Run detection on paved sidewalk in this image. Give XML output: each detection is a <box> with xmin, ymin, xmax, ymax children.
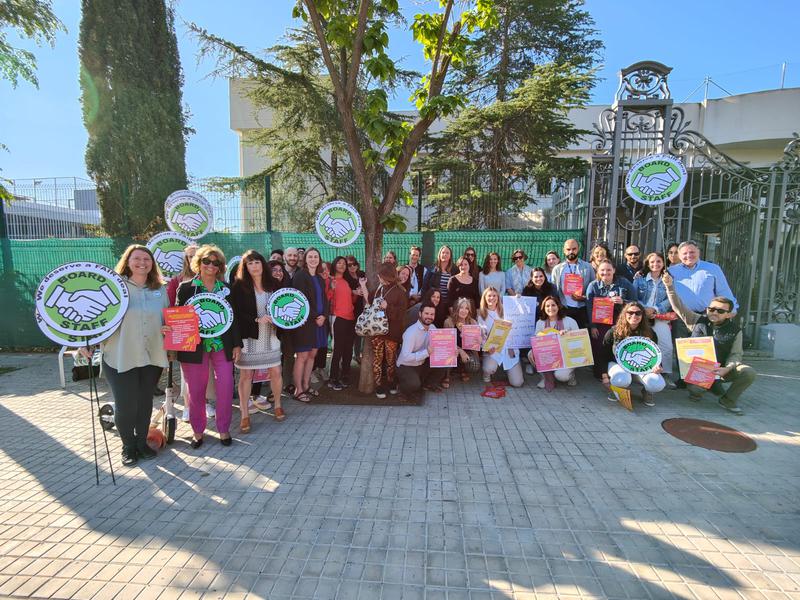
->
<box><xmin>0</xmin><ymin>353</ymin><xmax>798</xmax><ymax>600</ymax></box>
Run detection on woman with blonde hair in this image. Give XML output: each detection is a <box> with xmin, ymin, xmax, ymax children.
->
<box><xmin>422</xmin><ymin>245</ymin><xmax>457</xmax><ymax>304</ymax></box>
<box><xmin>443</xmin><ymin>297</ymin><xmax>481</xmax><ymax>383</ymax></box>
<box><xmin>477</xmin><ymin>287</ymin><xmax>523</xmax><ymax>387</ymax></box>
<box><xmin>101</xmin><ymin>245</ymin><xmax>169</xmax><ymax>466</ymax></box>
<box><xmin>176</xmin><ymin>245</ymin><xmax>242</xmax><ymax>448</ymax></box>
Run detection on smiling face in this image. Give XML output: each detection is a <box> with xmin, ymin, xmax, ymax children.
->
<box><xmin>531</xmin><ymin>270</ymin><xmax>545</xmax><ymax>287</ymax></box>
<box><xmin>667</xmin><ymin>245</ymin><xmax>680</xmax><ymax>265</ymax></box>
<box><xmin>679</xmin><ymin>243</ymin><xmax>699</xmax><ymax>268</ymax></box>
<box><xmin>284</xmin><ymin>248</ymin><xmax>299</xmax><ymax>268</ymax></box>
<box><xmin>430</xmin><ymin>290</ymin><xmax>441</xmax><ymax>306</ymax></box>
<box><xmin>625</xmin><ymin>246</ymin><xmax>640</xmax><ymax>267</ymax></box>
<box><xmin>706</xmin><ymin>299</ymin><xmax>732</xmax><ymax>324</ymax></box>
<box><xmin>625</xmin><ymin>305</ymin><xmax>643</xmax><ymax>325</ymax></box>
<box><xmin>439</xmin><ymin>246</ymin><xmax>451</xmax><ymax>264</ymax></box>
<box><xmin>485</xmin><ymin>290</ymin><xmax>498</xmax><ymax>309</ymax></box>
<box><xmin>592</xmin><ymin>246</ymin><xmax>608</xmax><ymax>263</ymax></box>
<box><xmin>128</xmin><ymin>249</ymin><xmax>153</xmax><ymax>277</ymax></box>
<box><xmin>384</xmin><ymin>252</ymin><xmax>396</xmax><ymax>265</ymax></box>
<box><xmin>271</xmin><ymin>264</ymin><xmax>284</xmax><ymax>281</ymax></box>
<box><xmin>409</xmin><ymin>248</ymin><xmax>420</xmax><ymax>264</ymax></box>
<box><xmin>647</xmin><ymin>255</ymin><xmax>664</xmax><ymax>276</ymax></box>
<box><xmin>305</xmin><ymin>250</ymin><xmax>321</xmax><ymax>272</ymax></box>
<box><xmin>546</xmin><ymin>252</ymin><xmax>560</xmax><ymax>269</ymax></box>
<box><xmin>464</xmin><ymin>248</ymin><xmax>476</xmax><ymax>264</ymax></box>
<box><xmin>334</xmin><ymin>258</ymin><xmax>347</xmax><ymax>275</ymax></box>
<box><xmin>398</xmin><ymin>267</ymin><xmax>410</xmax><ymax>284</ymax></box>
<box><xmin>458</xmin><ymin>258</ymin><xmax>470</xmax><ymax>274</ymax></box>
<box><xmin>200</xmin><ymin>253</ymin><xmax>222</xmax><ymax>278</ymax></box>
<box><xmin>489</xmin><ymin>254</ymin><xmax>499</xmax><ymax>269</ymax></box>
<box><xmin>543</xmin><ymin>298</ymin><xmax>559</xmax><ymax>318</ymax></box>
<box><xmin>597</xmin><ymin>262</ymin><xmax>615</xmax><ymax>283</ymax></box>
<box><xmin>419</xmin><ymin>306</ymin><xmax>435</xmax><ymax>326</ymax></box>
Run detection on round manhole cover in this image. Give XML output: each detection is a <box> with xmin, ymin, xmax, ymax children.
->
<box><xmin>662</xmin><ymin>418</ymin><xmax>757</xmax><ymax>453</ymax></box>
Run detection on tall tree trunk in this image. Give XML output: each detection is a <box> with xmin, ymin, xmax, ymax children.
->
<box><xmin>357</xmin><ymin>221</ymin><xmax>383</xmax><ymax>393</ymax></box>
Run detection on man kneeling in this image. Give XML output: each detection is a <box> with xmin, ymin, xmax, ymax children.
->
<box><xmin>664</xmin><ymin>272</ymin><xmax>756</xmax><ymax>415</ymax></box>
<box><xmin>396</xmin><ymin>303</ymin><xmax>446</xmax><ymax>396</ymax></box>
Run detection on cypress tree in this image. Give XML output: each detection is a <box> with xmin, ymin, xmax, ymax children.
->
<box><xmin>79</xmin><ymin>0</ymin><xmax>188</xmax><ymax>237</ymax></box>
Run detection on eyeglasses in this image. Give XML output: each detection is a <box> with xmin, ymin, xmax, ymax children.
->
<box><xmin>347</xmin><ymin>263</ymin><xmax>358</xmax><ymax>268</ymax></box>
<box><xmin>465</xmin><ymin>253</ymin><xmax>476</xmax><ymax>258</ymax></box>
<box><xmin>513</xmin><ymin>255</ymin><xmax>524</xmax><ymax>260</ymax></box>
<box><xmin>201</xmin><ymin>258</ymin><xmax>222</xmax><ymax>267</ymax></box>
<box><xmin>626</xmin><ymin>252</ymin><xmax>640</xmax><ymax>256</ymax></box>
<box><xmin>707</xmin><ymin>307</ymin><xmax>728</xmax><ymax>314</ymax></box>
<box><xmin>626</xmin><ymin>310</ymin><xmax>643</xmax><ymax>316</ymax></box>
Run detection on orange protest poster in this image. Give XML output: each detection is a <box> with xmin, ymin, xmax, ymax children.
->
<box><xmin>563</xmin><ymin>273</ymin><xmax>584</xmax><ymax>296</ymax></box>
<box><xmin>610</xmin><ymin>385</ymin><xmax>633</xmax><ymax>411</ymax></box>
<box><xmin>684</xmin><ymin>357</ymin><xmax>719</xmax><ymax>389</ymax></box>
<box><xmin>591</xmin><ymin>297</ymin><xmax>615</xmax><ymax>325</ymax></box>
<box><xmin>163</xmin><ymin>306</ymin><xmax>200</xmax><ymax>352</ymax></box>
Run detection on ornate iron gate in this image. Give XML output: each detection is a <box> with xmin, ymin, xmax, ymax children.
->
<box><xmin>555</xmin><ymin>61</ymin><xmax>800</xmax><ymax>344</ymax></box>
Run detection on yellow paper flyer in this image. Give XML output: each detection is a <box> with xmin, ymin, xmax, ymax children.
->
<box><xmin>482</xmin><ymin>319</ymin><xmax>512</xmax><ymax>353</ymax></box>
<box><xmin>560</xmin><ymin>329</ymin><xmax>594</xmax><ymax>368</ymax></box>
<box><xmin>676</xmin><ymin>336</ymin><xmax>717</xmax><ymax>378</ymax></box>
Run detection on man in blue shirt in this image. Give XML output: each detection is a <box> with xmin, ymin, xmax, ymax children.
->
<box><xmin>667</xmin><ymin>241</ymin><xmax>738</xmax><ymax>314</ymax></box>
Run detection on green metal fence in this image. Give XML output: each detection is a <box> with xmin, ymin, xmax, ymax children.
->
<box><xmin>0</xmin><ymin>229</ymin><xmax>582</xmax><ymax>348</ymax></box>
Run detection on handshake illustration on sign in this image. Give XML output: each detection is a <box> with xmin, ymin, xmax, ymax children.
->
<box><xmin>621</xmin><ymin>347</ymin><xmax>657</xmax><ymax>369</ymax></box>
<box><xmin>631</xmin><ymin>169</ymin><xmax>679</xmax><ymax>196</ymax></box>
<box><xmin>46</xmin><ymin>284</ymin><xmax>120</xmax><ymax>323</ymax></box>
<box><xmin>274</xmin><ymin>299</ymin><xmax>303</xmax><ymax>321</ymax></box>
<box><xmin>319</xmin><ymin>213</ymin><xmax>356</xmax><ymax>238</ymax></box>
<box><xmin>153</xmin><ymin>248</ymin><xmax>184</xmax><ymax>273</ymax></box>
<box><xmin>194</xmin><ymin>306</ymin><xmax>225</xmax><ymax>329</ymax></box>
<box><xmin>172</xmin><ymin>211</ymin><xmax>206</xmax><ymax>231</ymax></box>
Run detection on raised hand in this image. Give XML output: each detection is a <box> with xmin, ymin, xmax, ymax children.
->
<box><xmin>662</xmin><ymin>271</ymin><xmax>673</xmax><ymax>286</ymax></box>
<box><xmin>173</xmin><ymin>211</ymin><xmax>206</xmax><ymax>231</ymax></box>
<box><xmin>621</xmin><ymin>347</ymin><xmax>656</xmax><ymax>368</ymax></box>
<box><xmin>275</xmin><ymin>299</ymin><xmax>303</xmax><ymax>321</ymax></box>
<box><xmin>153</xmin><ymin>248</ymin><xmax>184</xmax><ymax>273</ymax></box>
<box><xmin>195</xmin><ymin>307</ymin><xmax>224</xmax><ymax>329</ymax></box>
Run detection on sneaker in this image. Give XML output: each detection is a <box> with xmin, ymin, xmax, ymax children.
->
<box><xmin>718</xmin><ymin>397</ymin><xmax>743</xmax><ymax>415</ymax></box>
<box><xmin>340</xmin><ymin>379</ymin><xmax>350</xmax><ymax>388</ymax></box>
<box><xmin>567</xmin><ymin>373</ymin><xmax>577</xmax><ymax>387</ymax></box>
<box><xmin>375</xmin><ymin>385</ymin><xmax>387</xmax><ymax>399</ymax></box>
<box><xmin>525</xmin><ymin>364</ymin><xmax>535</xmax><ymax>376</ymax></box>
<box><xmin>206</xmin><ymin>404</ymin><xmax>216</xmax><ymax>418</ymax></box>
<box><xmin>482</xmin><ymin>375</ymin><xmax>491</xmax><ymax>384</ymax></box>
<box><xmin>252</xmin><ymin>396</ymin><xmax>272</xmax><ymax>412</ymax></box>
<box><xmin>389</xmin><ymin>383</ymin><xmax>399</xmax><ymax>395</ymax></box>
<box><xmin>332</xmin><ymin>380</ymin><xmax>344</xmax><ymax>391</ymax></box>
<box><xmin>642</xmin><ymin>392</ymin><xmax>656</xmax><ymax>407</ymax></box>
<box><xmin>665</xmin><ymin>379</ymin><xmax>677</xmax><ymax>390</ymax></box>
<box><xmin>121</xmin><ymin>448</ymin><xmax>138</xmax><ymax>467</ymax></box>
<box><xmin>137</xmin><ymin>446</ymin><xmax>157</xmax><ymax>461</ymax></box>
<box><xmin>537</xmin><ymin>378</ymin><xmax>546</xmax><ymax>389</ymax></box>
<box><xmin>327</xmin><ymin>379</ymin><xmax>337</xmax><ymax>389</ymax></box>
<box><xmin>607</xmin><ymin>393</ymin><xmax>618</xmax><ymax>402</ymax></box>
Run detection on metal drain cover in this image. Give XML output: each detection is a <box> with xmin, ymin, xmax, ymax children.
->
<box><xmin>662</xmin><ymin>418</ymin><xmax>757</xmax><ymax>453</ymax></box>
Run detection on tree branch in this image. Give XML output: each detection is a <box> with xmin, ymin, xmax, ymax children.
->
<box><xmin>430</xmin><ymin>0</ymin><xmax>454</xmax><ymax>80</ymax></box>
<box><xmin>346</xmin><ymin>0</ymin><xmax>370</xmax><ymax>103</ymax></box>
<box><xmin>302</xmin><ymin>1</ymin><xmax>344</xmax><ymax>98</ymax></box>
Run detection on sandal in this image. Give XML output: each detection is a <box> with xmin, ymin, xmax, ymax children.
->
<box><xmin>293</xmin><ymin>391</ymin><xmax>311</xmax><ymax>403</ymax></box>
<box><xmin>239</xmin><ymin>416</ymin><xmax>250</xmax><ymax>434</ymax></box>
<box><xmin>308</xmin><ymin>388</ymin><xmax>320</xmax><ymax>397</ymax></box>
<box><xmin>273</xmin><ymin>407</ymin><xmax>286</xmax><ymax>422</ymax></box>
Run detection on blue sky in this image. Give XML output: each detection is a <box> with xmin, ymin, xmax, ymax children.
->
<box><xmin>2</xmin><ymin>0</ymin><xmax>798</xmax><ymax>182</ymax></box>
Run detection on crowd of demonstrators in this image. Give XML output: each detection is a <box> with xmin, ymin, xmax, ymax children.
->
<box><xmin>93</xmin><ymin>235</ymin><xmax>752</xmax><ymax>467</ymax></box>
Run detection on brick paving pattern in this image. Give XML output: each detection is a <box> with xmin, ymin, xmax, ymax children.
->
<box><xmin>0</xmin><ymin>353</ymin><xmax>798</xmax><ymax>599</ymax></box>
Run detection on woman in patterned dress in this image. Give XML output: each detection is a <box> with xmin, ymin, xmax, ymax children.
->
<box><xmin>231</xmin><ymin>250</ymin><xmax>285</xmax><ymax>433</ymax></box>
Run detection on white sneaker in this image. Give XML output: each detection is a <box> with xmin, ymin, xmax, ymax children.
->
<box><xmin>537</xmin><ymin>378</ymin><xmax>546</xmax><ymax>389</ymax></box>
<box><xmin>206</xmin><ymin>403</ymin><xmax>216</xmax><ymax>418</ymax></box>
<box><xmin>482</xmin><ymin>375</ymin><xmax>491</xmax><ymax>383</ymax></box>
<box><xmin>567</xmin><ymin>374</ymin><xmax>577</xmax><ymax>386</ymax></box>
<box><xmin>525</xmin><ymin>364</ymin><xmax>535</xmax><ymax>375</ymax></box>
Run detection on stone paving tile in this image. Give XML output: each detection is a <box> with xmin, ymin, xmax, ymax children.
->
<box><xmin>0</xmin><ymin>353</ymin><xmax>798</xmax><ymax>599</ymax></box>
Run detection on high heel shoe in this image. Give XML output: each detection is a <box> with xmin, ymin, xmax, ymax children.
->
<box><xmin>240</xmin><ymin>416</ymin><xmax>250</xmax><ymax>433</ymax></box>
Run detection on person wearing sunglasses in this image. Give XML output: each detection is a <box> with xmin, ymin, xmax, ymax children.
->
<box><xmin>617</xmin><ymin>245</ymin><xmax>644</xmax><ymax>282</ymax></box>
<box><xmin>504</xmin><ymin>249</ymin><xmax>532</xmax><ymax>296</ymax></box>
<box><xmin>600</xmin><ymin>301</ymin><xmax>665</xmax><ymax>407</ymax></box>
<box><xmin>663</xmin><ymin>271</ymin><xmax>754</xmax><ymax>415</ymax></box>
<box><xmin>463</xmin><ymin>246</ymin><xmax>480</xmax><ymax>279</ymax></box>
<box><xmin>176</xmin><ymin>244</ymin><xmax>242</xmax><ymax>448</ymax></box>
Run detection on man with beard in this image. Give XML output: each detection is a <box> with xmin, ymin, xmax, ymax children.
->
<box><xmin>396</xmin><ymin>304</ymin><xmax>445</xmax><ymax>396</ymax></box>
<box><xmin>551</xmin><ymin>238</ymin><xmax>594</xmax><ymax>328</ymax></box>
<box><xmin>617</xmin><ymin>245</ymin><xmax>644</xmax><ymax>282</ymax></box>
<box><xmin>283</xmin><ymin>247</ymin><xmax>300</xmax><ymax>282</ymax></box>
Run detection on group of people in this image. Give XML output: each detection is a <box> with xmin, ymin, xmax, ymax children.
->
<box><xmin>95</xmin><ymin>238</ymin><xmax>755</xmax><ymax>467</ymax></box>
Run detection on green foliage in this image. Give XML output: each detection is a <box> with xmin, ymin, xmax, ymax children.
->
<box><xmin>79</xmin><ymin>0</ymin><xmax>189</xmax><ymax>237</ymax></box>
<box><xmin>419</xmin><ymin>0</ymin><xmax>601</xmax><ymax>229</ymax></box>
<box><xmin>0</xmin><ymin>0</ymin><xmax>64</xmax><ymax>88</ymax></box>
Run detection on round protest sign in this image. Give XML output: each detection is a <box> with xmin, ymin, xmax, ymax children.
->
<box><xmin>268</xmin><ymin>288</ymin><xmax>310</xmax><ymax>330</ymax></box>
<box><xmin>146</xmin><ymin>232</ymin><xmax>192</xmax><ymax>277</ymax></box>
<box><xmin>35</xmin><ymin>310</ymin><xmax>116</xmax><ymax>347</ymax></box>
<box><xmin>614</xmin><ymin>336</ymin><xmax>663</xmax><ymax>375</ymax></box>
<box><xmin>226</xmin><ymin>255</ymin><xmax>242</xmax><ymax>283</ymax></box>
<box><xmin>315</xmin><ymin>200</ymin><xmax>362</xmax><ymax>247</ymax></box>
<box><xmin>625</xmin><ymin>154</ymin><xmax>687</xmax><ymax>206</ymax></box>
<box><xmin>35</xmin><ymin>262</ymin><xmax>130</xmax><ymax>336</ymax></box>
<box><xmin>185</xmin><ymin>292</ymin><xmax>233</xmax><ymax>338</ymax></box>
<box><xmin>164</xmin><ymin>190</ymin><xmax>214</xmax><ymax>239</ymax></box>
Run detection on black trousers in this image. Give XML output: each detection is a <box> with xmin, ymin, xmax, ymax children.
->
<box><xmin>103</xmin><ymin>361</ymin><xmax>162</xmax><ymax>452</ymax></box>
<box><xmin>566</xmin><ymin>306</ymin><xmax>588</xmax><ymax>329</ymax></box>
<box><xmin>397</xmin><ymin>360</ymin><xmax>445</xmax><ymax>395</ymax></box>
<box><xmin>330</xmin><ymin>317</ymin><xmax>356</xmax><ymax>382</ymax></box>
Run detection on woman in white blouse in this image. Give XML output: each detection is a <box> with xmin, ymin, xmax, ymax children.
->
<box><xmin>478</xmin><ymin>252</ymin><xmax>505</xmax><ymax>296</ymax></box>
<box><xmin>527</xmin><ymin>295</ymin><xmax>578</xmax><ymax>390</ymax></box>
<box><xmin>477</xmin><ymin>287</ymin><xmax>523</xmax><ymax>387</ymax></box>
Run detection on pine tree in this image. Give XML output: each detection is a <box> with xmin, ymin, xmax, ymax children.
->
<box><xmin>79</xmin><ymin>0</ymin><xmax>188</xmax><ymax>237</ymax></box>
